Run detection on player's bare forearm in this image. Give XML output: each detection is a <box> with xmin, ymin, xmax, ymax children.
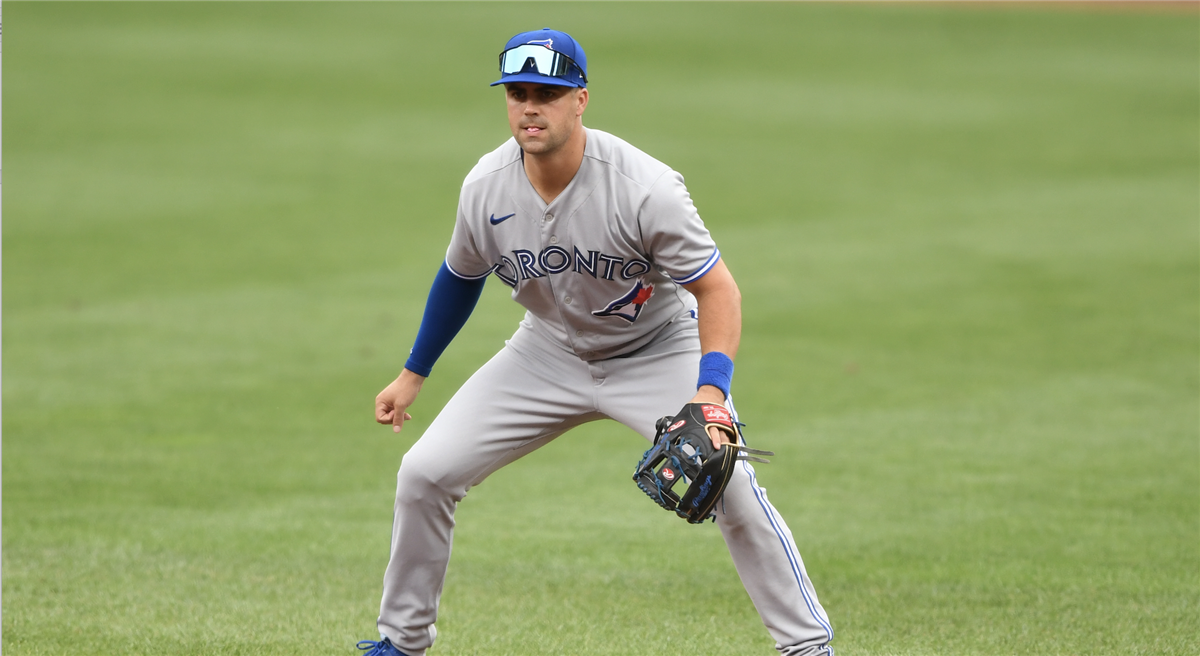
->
<box><xmin>682</xmin><ymin>258</ymin><xmax>742</xmax><ymax>442</ymax></box>
<box><xmin>375</xmin><ymin>368</ymin><xmax>426</xmax><ymax>433</ymax></box>
<box><xmin>683</xmin><ymin>258</ymin><xmax>742</xmax><ymax>361</ymax></box>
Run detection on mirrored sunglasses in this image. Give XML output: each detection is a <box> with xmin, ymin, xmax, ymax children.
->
<box><xmin>498</xmin><ymin>44</ymin><xmax>587</xmax><ymax>83</ymax></box>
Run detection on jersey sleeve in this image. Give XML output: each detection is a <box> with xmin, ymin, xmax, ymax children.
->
<box><xmin>444</xmin><ymin>200</ymin><xmax>496</xmax><ymax>280</ymax></box>
<box><xmin>639</xmin><ymin>170</ymin><xmax>720</xmax><ymax>284</ymax></box>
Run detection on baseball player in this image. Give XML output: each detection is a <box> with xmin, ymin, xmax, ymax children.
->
<box><xmin>358</xmin><ymin>28</ymin><xmax>834</xmax><ymax>656</ymax></box>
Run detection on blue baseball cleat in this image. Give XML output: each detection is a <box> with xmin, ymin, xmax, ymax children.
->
<box><xmin>356</xmin><ymin>637</ymin><xmax>409</xmax><ymax>656</ymax></box>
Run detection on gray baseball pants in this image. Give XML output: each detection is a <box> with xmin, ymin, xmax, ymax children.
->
<box><xmin>377</xmin><ymin>318</ymin><xmax>834</xmax><ymax>656</ymax></box>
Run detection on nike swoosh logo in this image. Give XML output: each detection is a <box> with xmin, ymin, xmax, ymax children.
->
<box><xmin>489</xmin><ymin>213</ymin><xmax>516</xmax><ymax>225</ymax></box>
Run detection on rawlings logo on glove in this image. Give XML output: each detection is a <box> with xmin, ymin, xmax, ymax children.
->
<box><xmin>702</xmin><ymin>405</ymin><xmax>731</xmax><ymax>424</ymax></box>
<box><xmin>632</xmin><ymin>403</ymin><xmax>773</xmax><ymax>524</ymax></box>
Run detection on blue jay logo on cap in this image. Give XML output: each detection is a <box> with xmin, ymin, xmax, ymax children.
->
<box><xmin>527</xmin><ymin>38</ymin><xmax>554</xmax><ymax>48</ymax></box>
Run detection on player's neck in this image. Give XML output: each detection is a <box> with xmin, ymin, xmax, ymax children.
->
<box><xmin>523</xmin><ymin>125</ymin><xmax>587</xmax><ymax>205</ymax></box>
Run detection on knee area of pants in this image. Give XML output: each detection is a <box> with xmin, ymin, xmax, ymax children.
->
<box><xmin>716</xmin><ymin>508</ymin><xmax>752</xmax><ymax>533</ymax></box>
<box><xmin>396</xmin><ymin>459</ymin><xmax>463</xmax><ymax>503</ymax></box>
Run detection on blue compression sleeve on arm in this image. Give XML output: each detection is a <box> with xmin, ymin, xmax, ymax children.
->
<box><xmin>697</xmin><ymin>351</ymin><xmax>735</xmax><ymax>399</ymax></box>
<box><xmin>403</xmin><ymin>262</ymin><xmax>487</xmax><ymax>377</ymax></box>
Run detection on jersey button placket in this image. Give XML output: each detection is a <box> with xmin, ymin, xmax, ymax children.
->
<box><xmin>541</xmin><ymin>208</ymin><xmax>578</xmax><ymax>353</ymax></box>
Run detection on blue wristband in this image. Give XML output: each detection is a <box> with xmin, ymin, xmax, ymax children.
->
<box><xmin>697</xmin><ymin>351</ymin><xmax>734</xmax><ymax>399</ymax></box>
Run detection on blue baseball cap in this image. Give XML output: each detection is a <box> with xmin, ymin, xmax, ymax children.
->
<box><xmin>491</xmin><ymin>28</ymin><xmax>588</xmax><ymax>88</ymax></box>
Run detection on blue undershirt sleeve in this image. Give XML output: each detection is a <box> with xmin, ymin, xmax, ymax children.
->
<box><xmin>403</xmin><ymin>262</ymin><xmax>487</xmax><ymax>377</ymax></box>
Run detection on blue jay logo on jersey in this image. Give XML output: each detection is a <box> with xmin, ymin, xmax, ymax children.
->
<box><xmin>593</xmin><ymin>278</ymin><xmax>654</xmax><ymax>323</ymax></box>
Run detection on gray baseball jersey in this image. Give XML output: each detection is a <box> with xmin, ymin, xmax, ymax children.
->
<box><xmin>445</xmin><ymin>127</ymin><xmax>719</xmax><ymax>360</ymax></box>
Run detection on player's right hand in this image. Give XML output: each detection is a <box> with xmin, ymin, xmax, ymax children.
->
<box><xmin>375</xmin><ymin>369</ymin><xmax>426</xmax><ymax>433</ymax></box>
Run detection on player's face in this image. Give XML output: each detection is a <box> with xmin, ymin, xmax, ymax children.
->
<box><xmin>505</xmin><ymin>82</ymin><xmax>588</xmax><ymax>155</ymax></box>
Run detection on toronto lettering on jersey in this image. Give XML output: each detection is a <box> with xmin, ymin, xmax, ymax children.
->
<box><xmin>492</xmin><ymin>245</ymin><xmax>651</xmax><ymax>288</ymax></box>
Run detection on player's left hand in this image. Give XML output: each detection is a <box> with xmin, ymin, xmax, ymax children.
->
<box><xmin>690</xmin><ymin>384</ymin><xmax>730</xmax><ymax>449</ymax></box>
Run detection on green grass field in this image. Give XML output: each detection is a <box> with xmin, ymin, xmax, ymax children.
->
<box><xmin>3</xmin><ymin>3</ymin><xmax>1197</xmax><ymax>655</ymax></box>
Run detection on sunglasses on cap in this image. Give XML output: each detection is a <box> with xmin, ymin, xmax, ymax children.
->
<box><xmin>498</xmin><ymin>44</ymin><xmax>588</xmax><ymax>83</ymax></box>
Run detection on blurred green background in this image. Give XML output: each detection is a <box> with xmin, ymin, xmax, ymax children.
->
<box><xmin>3</xmin><ymin>3</ymin><xmax>1197</xmax><ymax>655</ymax></box>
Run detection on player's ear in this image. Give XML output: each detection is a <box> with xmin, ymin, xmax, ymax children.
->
<box><xmin>576</xmin><ymin>88</ymin><xmax>589</xmax><ymax>117</ymax></box>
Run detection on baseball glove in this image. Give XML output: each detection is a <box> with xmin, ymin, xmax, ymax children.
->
<box><xmin>633</xmin><ymin>402</ymin><xmax>773</xmax><ymax>524</ymax></box>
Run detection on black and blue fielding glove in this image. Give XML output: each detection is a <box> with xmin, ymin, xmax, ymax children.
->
<box><xmin>633</xmin><ymin>403</ymin><xmax>773</xmax><ymax>524</ymax></box>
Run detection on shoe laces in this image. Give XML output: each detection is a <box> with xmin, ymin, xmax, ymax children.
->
<box><xmin>356</xmin><ymin>639</ymin><xmax>396</xmax><ymax>656</ymax></box>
